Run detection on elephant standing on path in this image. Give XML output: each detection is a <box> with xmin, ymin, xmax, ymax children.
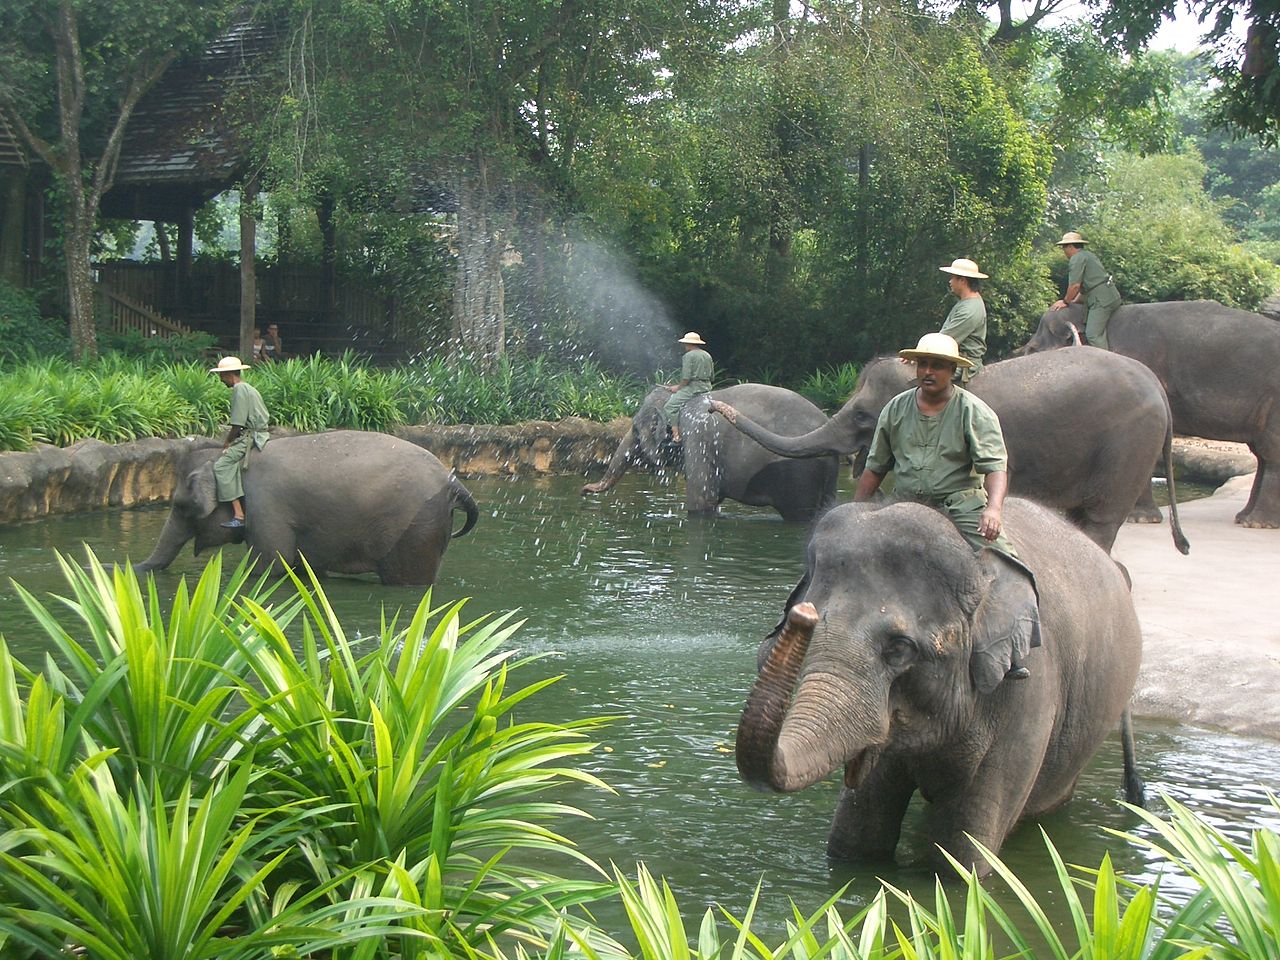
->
<box><xmin>736</xmin><ymin>498</ymin><xmax>1144</xmax><ymax>875</ymax></box>
<box><xmin>713</xmin><ymin>350</ymin><xmax>1188</xmax><ymax>553</ymax></box>
<box><xmin>581</xmin><ymin>384</ymin><xmax>839</xmax><ymax>521</ymax></box>
<box><xmin>133</xmin><ymin>431</ymin><xmax>478</xmax><ymax>585</ymax></box>
<box><xmin>1020</xmin><ymin>300</ymin><xmax>1280</xmax><ymax>528</ymax></box>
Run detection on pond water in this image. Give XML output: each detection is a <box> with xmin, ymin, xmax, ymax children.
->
<box><xmin>0</xmin><ymin>472</ymin><xmax>1274</xmax><ymax>937</ymax></box>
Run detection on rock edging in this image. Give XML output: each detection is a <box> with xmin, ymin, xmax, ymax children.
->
<box><xmin>0</xmin><ymin>418</ymin><xmax>630</xmax><ymax>527</ymax></box>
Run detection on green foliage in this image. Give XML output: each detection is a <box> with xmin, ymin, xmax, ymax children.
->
<box><xmin>0</xmin><ymin>282</ymin><xmax>71</xmax><ymax>364</ymax></box>
<box><xmin>0</xmin><ymin>552</ymin><xmax>615</xmax><ymax>958</ymax></box>
<box><xmin>1057</xmin><ymin>152</ymin><xmax>1279</xmax><ymax>309</ymax></box>
<box><xmin>795</xmin><ymin>363</ymin><xmax>860</xmax><ymax>412</ymax></box>
<box><xmin>97</xmin><ymin>328</ymin><xmax>219</xmax><ymax>365</ymax></box>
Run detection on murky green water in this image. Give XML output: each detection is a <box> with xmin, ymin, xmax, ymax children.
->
<box><xmin>0</xmin><ymin>472</ymin><xmax>1274</xmax><ymax>936</ymax></box>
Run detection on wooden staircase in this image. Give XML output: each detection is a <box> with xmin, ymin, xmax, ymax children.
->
<box><xmin>95</xmin><ymin>286</ymin><xmax>195</xmax><ymax>340</ymax></box>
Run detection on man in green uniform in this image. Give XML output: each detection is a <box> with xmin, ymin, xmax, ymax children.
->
<box><xmin>1052</xmin><ymin>232</ymin><xmax>1121</xmax><ymax>349</ymax></box>
<box><xmin>937</xmin><ymin>257</ymin><xmax>989</xmax><ymax>385</ymax></box>
<box><xmin>210</xmin><ymin>356</ymin><xmax>270</xmax><ymax>529</ymax></box>
<box><xmin>664</xmin><ymin>331</ymin><xmax>714</xmax><ymax>444</ymax></box>
<box><xmin>855</xmin><ymin>332</ymin><xmax>1035</xmax><ymax>680</ymax></box>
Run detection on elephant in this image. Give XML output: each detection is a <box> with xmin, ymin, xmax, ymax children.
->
<box><xmin>581</xmin><ymin>384</ymin><xmax>839</xmax><ymax>521</ymax></box>
<box><xmin>133</xmin><ymin>431</ymin><xmax>478</xmax><ymax>585</ymax></box>
<box><xmin>735</xmin><ymin>497</ymin><xmax>1144</xmax><ymax>875</ymax></box>
<box><xmin>1020</xmin><ymin>300</ymin><xmax>1280</xmax><ymax>528</ymax></box>
<box><xmin>713</xmin><ymin>349</ymin><xmax>1189</xmax><ymax>553</ymax></box>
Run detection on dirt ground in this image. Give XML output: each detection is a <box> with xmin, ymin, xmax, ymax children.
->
<box><xmin>1112</xmin><ymin>472</ymin><xmax>1280</xmax><ymax>740</ymax></box>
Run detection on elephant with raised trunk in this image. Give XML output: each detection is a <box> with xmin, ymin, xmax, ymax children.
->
<box><xmin>582</xmin><ymin>384</ymin><xmax>839</xmax><ymax>521</ymax></box>
<box><xmin>736</xmin><ymin>498</ymin><xmax>1144</xmax><ymax>875</ymax></box>
<box><xmin>134</xmin><ymin>431</ymin><xmax>478</xmax><ymax>585</ymax></box>
<box><xmin>1020</xmin><ymin>300</ymin><xmax>1280</xmax><ymax>528</ymax></box>
<box><xmin>714</xmin><ymin>349</ymin><xmax>1188</xmax><ymax>553</ymax></box>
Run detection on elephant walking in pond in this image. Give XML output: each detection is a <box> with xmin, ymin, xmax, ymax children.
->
<box><xmin>133</xmin><ymin>431</ymin><xmax>478</xmax><ymax>585</ymax></box>
<box><xmin>581</xmin><ymin>384</ymin><xmax>839</xmax><ymax>521</ymax></box>
<box><xmin>1020</xmin><ymin>300</ymin><xmax>1280</xmax><ymax>528</ymax></box>
<box><xmin>713</xmin><ymin>349</ymin><xmax>1188</xmax><ymax>553</ymax></box>
<box><xmin>736</xmin><ymin>498</ymin><xmax>1144</xmax><ymax>875</ymax></box>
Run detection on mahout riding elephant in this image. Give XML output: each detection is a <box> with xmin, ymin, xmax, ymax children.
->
<box><xmin>581</xmin><ymin>384</ymin><xmax>839</xmax><ymax>521</ymax></box>
<box><xmin>736</xmin><ymin>497</ymin><xmax>1144</xmax><ymax>875</ymax></box>
<box><xmin>1020</xmin><ymin>300</ymin><xmax>1280</xmax><ymax>528</ymax></box>
<box><xmin>713</xmin><ymin>349</ymin><xmax>1188</xmax><ymax>553</ymax></box>
<box><xmin>133</xmin><ymin>431</ymin><xmax>478</xmax><ymax>585</ymax></box>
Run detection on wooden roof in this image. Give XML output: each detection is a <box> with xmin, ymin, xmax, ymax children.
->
<box><xmin>101</xmin><ymin>17</ymin><xmax>280</xmax><ymax>220</ymax></box>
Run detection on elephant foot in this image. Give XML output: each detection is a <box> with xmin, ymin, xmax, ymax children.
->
<box><xmin>1126</xmin><ymin>507</ymin><xmax>1164</xmax><ymax>524</ymax></box>
<box><xmin>1235</xmin><ymin>511</ymin><xmax>1280</xmax><ymax>528</ymax></box>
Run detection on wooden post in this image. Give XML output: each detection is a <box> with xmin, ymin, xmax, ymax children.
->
<box><xmin>239</xmin><ymin>181</ymin><xmax>257</xmax><ymax>359</ymax></box>
<box><xmin>0</xmin><ymin>171</ymin><xmax>24</xmax><ymax>284</ymax></box>
<box><xmin>177</xmin><ymin>207</ymin><xmax>194</xmax><ymax>319</ymax></box>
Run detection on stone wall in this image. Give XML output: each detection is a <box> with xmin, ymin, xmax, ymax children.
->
<box><xmin>0</xmin><ymin>419</ymin><xmax>629</xmax><ymax>526</ymax></box>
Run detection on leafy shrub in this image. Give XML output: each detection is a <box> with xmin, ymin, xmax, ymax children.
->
<box><xmin>0</xmin><ymin>281</ymin><xmax>71</xmax><ymax>364</ymax></box>
<box><xmin>97</xmin><ymin>327</ymin><xmax>219</xmax><ymax>365</ymax></box>
<box><xmin>796</xmin><ymin>362</ymin><xmax>860</xmax><ymax>412</ymax></box>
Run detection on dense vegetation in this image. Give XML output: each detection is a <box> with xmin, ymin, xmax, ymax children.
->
<box><xmin>0</xmin><ymin>554</ymin><xmax>1275</xmax><ymax>958</ymax></box>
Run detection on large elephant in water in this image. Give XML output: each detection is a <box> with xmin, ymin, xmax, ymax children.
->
<box><xmin>581</xmin><ymin>384</ymin><xmax>839</xmax><ymax>521</ymax></box>
<box><xmin>736</xmin><ymin>498</ymin><xmax>1144</xmax><ymax>874</ymax></box>
<box><xmin>133</xmin><ymin>431</ymin><xmax>478</xmax><ymax>585</ymax></box>
<box><xmin>714</xmin><ymin>350</ymin><xmax>1188</xmax><ymax>553</ymax></box>
<box><xmin>1020</xmin><ymin>300</ymin><xmax>1280</xmax><ymax>528</ymax></box>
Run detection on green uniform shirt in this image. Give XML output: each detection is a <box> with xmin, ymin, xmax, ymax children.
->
<box><xmin>865</xmin><ymin>387</ymin><xmax>1008</xmax><ymax>501</ymax></box>
<box><xmin>229</xmin><ymin>381</ymin><xmax>271</xmax><ymax>450</ymax></box>
<box><xmin>1068</xmin><ymin>250</ymin><xmax>1120</xmax><ymax>308</ymax></box>
<box><xmin>938</xmin><ymin>296</ymin><xmax>987</xmax><ymax>378</ymax></box>
<box><xmin>681</xmin><ymin>348</ymin><xmax>714</xmax><ymax>390</ymax></box>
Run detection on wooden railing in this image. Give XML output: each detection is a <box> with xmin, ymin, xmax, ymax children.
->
<box><xmin>96</xmin><ymin>288</ymin><xmax>194</xmax><ymax>339</ymax></box>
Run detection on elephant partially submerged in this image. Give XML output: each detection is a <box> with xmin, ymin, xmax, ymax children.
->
<box><xmin>582</xmin><ymin>384</ymin><xmax>839</xmax><ymax>521</ymax></box>
<box><xmin>1021</xmin><ymin>300</ymin><xmax>1280</xmax><ymax>528</ymax></box>
<box><xmin>736</xmin><ymin>498</ymin><xmax>1144</xmax><ymax>874</ymax></box>
<box><xmin>134</xmin><ymin>431</ymin><xmax>478</xmax><ymax>585</ymax></box>
<box><xmin>714</xmin><ymin>350</ymin><xmax>1188</xmax><ymax>553</ymax></box>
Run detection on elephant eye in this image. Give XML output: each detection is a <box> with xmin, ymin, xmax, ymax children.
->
<box><xmin>883</xmin><ymin>635</ymin><xmax>918</xmax><ymax>668</ymax></box>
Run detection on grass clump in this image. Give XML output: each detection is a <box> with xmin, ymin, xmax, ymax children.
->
<box><xmin>795</xmin><ymin>362</ymin><xmax>860</xmax><ymax>413</ymax></box>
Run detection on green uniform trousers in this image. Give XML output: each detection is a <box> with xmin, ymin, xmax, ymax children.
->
<box><xmin>896</xmin><ymin>488</ymin><xmax>1020</xmax><ymax>560</ymax></box>
<box><xmin>664</xmin><ymin>385</ymin><xmax>710</xmax><ymax>427</ymax></box>
<box><xmin>1085</xmin><ymin>299</ymin><xmax>1119</xmax><ymax>350</ymax></box>
<box><xmin>213</xmin><ymin>434</ymin><xmax>253</xmax><ymax>502</ymax></box>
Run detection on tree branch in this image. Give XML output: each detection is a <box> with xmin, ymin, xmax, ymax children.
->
<box><xmin>91</xmin><ymin>49</ymin><xmax>180</xmax><ymax>205</ymax></box>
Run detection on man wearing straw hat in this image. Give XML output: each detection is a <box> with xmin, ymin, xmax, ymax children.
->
<box><xmin>209</xmin><ymin>356</ymin><xmax>271</xmax><ymax>530</ymax></box>
<box><xmin>937</xmin><ymin>257</ymin><xmax>989</xmax><ymax>385</ymax></box>
<box><xmin>855</xmin><ymin>332</ymin><xmax>1035</xmax><ymax>679</ymax></box>
<box><xmin>664</xmin><ymin>331</ymin><xmax>714</xmax><ymax>444</ymax></box>
<box><xmin>1052</xmin><ymin>232</ymin><xmax>1121</xmax><ymax>349</ymax></box>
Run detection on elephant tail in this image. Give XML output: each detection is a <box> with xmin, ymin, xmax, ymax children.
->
<box><xmin>1161</xmin><ymin>395</ymin><xmax>1191</xmax><ymax>555</ymax></box>
<box><xmin>1120</xmin><ymin>707</ymin><xmax>1146</xmax><ymax>807</ymax></box>
<box><xmin>449</xmin><ymin>478</ymin><xmax>480</xmax><ymax>539</ymax></box>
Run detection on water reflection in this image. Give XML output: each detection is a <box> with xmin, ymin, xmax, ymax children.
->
<box><xmin>0</xmin><ymin>472</ymin><xmax>1275</xmax><ymax>939</ymax></box>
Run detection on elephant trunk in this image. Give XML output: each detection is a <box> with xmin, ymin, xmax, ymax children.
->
<box><xmin>583</xmin><ymin>428</ymin><xmax>638</xmax><ymax>494</ymax></box>
<box><xmin>725</xmin><ymin>409</ymin><xmax>857</xmax><ymax>459</ymax></box>
<box><xmin>133</xmin><ymin>510</ymin><xmax>193</xmax><ymax>574</ymax></box>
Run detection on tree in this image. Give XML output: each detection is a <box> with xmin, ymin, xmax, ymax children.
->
<box><xmin>0</xmin><ymin>0</ymin><xmax>238</xmax><ymax>359</ymax></box>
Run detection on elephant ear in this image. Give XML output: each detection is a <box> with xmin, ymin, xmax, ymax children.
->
<box><xmin>969</xmin><ymin>550</ymin><xmax>1041</xmax><ymax>695</ymax></box>
<box><xmin>187</xmin><ymin>466</ymin><xmax>218</xmax><ymax>519</ymax></box>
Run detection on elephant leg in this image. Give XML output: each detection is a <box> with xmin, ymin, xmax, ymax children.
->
<box><xmin>826</xmin><ymin>754</ymin><xmax>916</xmax><ymax>862</ymax></box>
<box><xmin>377</xmin><ymin>512</ymin><xmax>449</xmax><ymax>586</ymax></box>
<box><xmin>1237</xmin><ymin>449</ymin><xmax>1280</xmax><ymax>528</ymax></box>
<box><xmin>1127</xmin><ymin>481</ymin><xmax>1163</xmax><ymax>524</ymax></box>
<box><xmin>1065</xmin><ymin>506</ymin><xmax>1121</xmax><ymax>554</ymax></box>
<box><xmin>246</xmin><ymin>517</ymin><xmax>299</xmax><ymax>580</ymax></box>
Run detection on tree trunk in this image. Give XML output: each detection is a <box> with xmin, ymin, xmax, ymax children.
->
<box><xmin>65</xmin><ymin>206</ymin><xmax>97</xmax><ymax>361</ymax></box>
<box><xmin>239</xmin><ymin>183</ymin><xmax>258</xmax><ymax>359</ymax></box>
<box><xmin>451</xmin><ymin>162</ymin><xmax>506</xmax><ymax>368</ymax></box>
<box><xmin>177</xmin><ymin>208</ymin><xmax>193</xmax><ymax>318</ymax></box>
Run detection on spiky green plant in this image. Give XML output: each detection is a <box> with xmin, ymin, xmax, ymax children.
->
<box><xmin>797</xmin><ymin>363</ymin><xmax>860</xmax><ymax>413</ymax></box>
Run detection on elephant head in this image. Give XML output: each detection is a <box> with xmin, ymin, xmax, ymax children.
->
<box><xmin>1018</xmin><ymin>305</ymin><xmax>1086</xmax><ymax>354</ymax></box>
<box><xmin>736</xmin><ymin>502</ymin><xmax>1039</xmax><ymax>794</ymax></box>
<box><xmin>582</xmin><ymin>386</ymin><xmax>680</xmax><ymax>494</ymax></box>
<box><xmin>134</xmin><ymin>450</ymin><xmax>236</xmax><ymax>574</ymax></box>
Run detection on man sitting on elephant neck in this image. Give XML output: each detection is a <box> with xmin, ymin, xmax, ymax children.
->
<box><xmin>210</xmin><ymin>356</ymin><xmax>271</xmax><ymax>530</ymax></box>
<box><xmin>1051</xmin><ymin>232</ymin><xmax>1121</xmax><ymax>350</ymax></box>
<box><xmin>664</xmin><ymin>331</ymin><xmax>714</xmax><ymax>444</ymax></box>
<box><xmin>855</xmin><ymin>333</ymin><xmax>1035</xmax><ymax>680</ymax></box>
<box><xmin>937</xmin><ymin>257</ymin><xmax>989</xmax><ymax>384</ymax></box>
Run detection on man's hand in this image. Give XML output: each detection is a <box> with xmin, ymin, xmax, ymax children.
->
<box><xmin>709</xmin><ymin>400</ymin><xmax>737</xmax><ymax>423</ymax></box>
<box><xmin>978</xmin><ymin>505</ymin><xmax>1003</xmax><ymax>540</ymax></box>
<box><xmin>1051</xmin><ymin>299</ymin><xmax>1068</xmax><ymax>310</ymax></box>
<box><xmin>668</xmin><ymin>385</ymin><xmax>679</xmax><ymax>393</ymax></box>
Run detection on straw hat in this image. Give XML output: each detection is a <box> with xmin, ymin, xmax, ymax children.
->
<box><xmin>209</xmin><ymin>356</ymin><xmax>250</xmax><ymax>374</ymax></box>
<box><xmin>1055</xmin><ymin>232</ymin><xmax>1087</xmax><ymax>247</ymax></box>
<box><xmin>899</xmin><ymin>332</ymin><xmax>973</xmax><ymax>368</ymax></box>
<box><xmin>677</xmin><ymin>332</ymin><xmax>707</xmax><ymax>345</ymax></box>
<box><xmin>939</xmin><ymin>258</ymin><xmax>989</xmax><ymax>279</ymax></box>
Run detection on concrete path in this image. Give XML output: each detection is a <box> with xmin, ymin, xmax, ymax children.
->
<box><xmin>1113</xmin><ymin>475</ymin><xmax>1280</xmax><ymax>740</ymax></box>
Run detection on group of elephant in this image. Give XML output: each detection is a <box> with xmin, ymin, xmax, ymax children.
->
<box><xmin>130</xmin><ymin>299</ymin><xmax>1279</xmax><ymax>876</ymax></box>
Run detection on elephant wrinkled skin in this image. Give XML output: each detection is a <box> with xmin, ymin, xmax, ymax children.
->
<box><xmin>133</xmin><ymin>431</ymin><xmax>478</xmax><ymax>585</ymax></box>
<box><xmin>582</xmin><ymin>384</ymin><xmax>839</xmax><ymax>521</ymax></box>
<box><xmin>736</xmin><ymin>498</ymin><xmax>1143</xmax><ymax>875</ymax></box>
<box><xmin>715</xmin><ymin>349</ymin><xmax>1188</xmax><ymax>553</ymax></box>
<box><xmin>1021</xmin><ymin>300</ymin><xmax>1280</xmax><ymax>528</ymax></box>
